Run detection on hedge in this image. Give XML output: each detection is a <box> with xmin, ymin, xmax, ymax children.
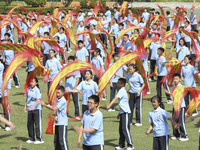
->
<box><xmin>24</xmin><ymin>0</ymin><xmax>47</xmax><ymax>7</ymax></box>
<box><xmin>0</xmin><ymin>6</ymin><xmax>152</xmax><ymax>15</ymax></box>
<box><xmin>79</xmin><ymin>0</ymin><xmax>107</xmax><ymax>9</ymax></box>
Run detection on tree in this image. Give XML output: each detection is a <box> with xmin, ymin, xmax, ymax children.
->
<box><xmin>61</xmin><ymin>0</ymin><xmax>73</xmax><ymax>7</ymax></box>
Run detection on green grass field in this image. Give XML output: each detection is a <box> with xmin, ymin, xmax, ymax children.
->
<box><xmin>1</xmin><ymin>16</ymin><xmax>200</xmax><ymax>150</ymax></box>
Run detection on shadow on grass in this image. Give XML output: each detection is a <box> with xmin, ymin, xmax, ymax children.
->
<box><xmin>16</xmin><ymin>137</ymin><xmax>27</xmax><ymax>142</ymax></box>
<box><xmin>0</xmin><ymin>134</ymin><xmax>13</xmax><ymax>139</ymax></box>
<box><xmin>10</xmin><ymin>147</ymin><xmax>29</xmax><ymax>150</ymax></box>
<box><xmin>13</xmin><ymin>102</ymin><xmax>24</xmax><ymax>107</ymax></box>
<box><xmin>104</xmin><ymin>139</ymin><xmax>117</xmax><ymax>147</ymax></box>
<box><xmin>12</xmin><ymin>92</ymin><xmax>24</xmax><ymax>96</ymax></box>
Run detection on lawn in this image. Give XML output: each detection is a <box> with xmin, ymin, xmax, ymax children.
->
<box><xmin>0</xmin><ymin>12</ymin><xmax>200</xmax><ymax>150</ymax></box>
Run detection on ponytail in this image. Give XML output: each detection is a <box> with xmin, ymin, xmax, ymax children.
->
<box><xmin>151</xmin><ymin>96</ymin><xmax>165</xmax><ymax>109</ymax></box>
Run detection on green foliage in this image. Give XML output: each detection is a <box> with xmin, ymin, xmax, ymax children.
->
<box><xmin>80</xmin><ymin>0</ymin><xmax>106</xmax><ymax>9</ymax></box>
<box><xmin>24</xmin><ymin>0</ymin><xmax>47</xmax><ymax>7</ymax></box>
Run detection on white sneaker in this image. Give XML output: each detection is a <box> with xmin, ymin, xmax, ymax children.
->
<box><xmin>26</xmin><ymin>140</ymin><xmax>34</xmax><ymax>143</ymax></box>
<box><xmin>15</xmin><ymin>85</ymin><xmax>20</xmax><ymax>88</ymax></box>
<box><xmin>148</xmin><ymin>78</ymin><xmax>152</xmax><ymax>82</ymax></box>
<box><xmin>167</xmin><ymin>100</ymin><xmax>173</xmax><ymax>104</ymax></box>
<box><xmin>102</xmin><ymin>97</ymin><xmax>107</xmax><ymax>101</ymax></box>
<box><xmin>147</xmin><ymin>92</ymin><xmax>151</xmax><ymax>94</ymax></box>
<box><xmin>115</xmin><ymin>146</ymin><xmax>126</xmax><ymax>150</ymax></box>
<box><xmin>5</xmin><ymin>127</ymin><xmax>12</xmax><ymax>131</ymax></box>
<box><xmin>179</xmin><ymin>137</ymin><xmax>189</xmax><ymax>141</ymax></box>
<box><xmin>130</xmin><ymin>123</ymin><xmax>133</xmax><ymax>125</ymax></box>
<box><xmin>127</xmin><ymin>147</ymin><xmax>134</xmax><ymax>150</ymax></box>
<box><xmin>192</xmin><ymin>113</ymin><xmax>198</xmax><ymax>117</ymax></box>
<box><xmin>34</xmin><ymin>140</ymin><xmax>44</xmax><ymax>144</ymax></box>
<box><xmin>75</xmin><ymin>116</ymin><xmax>81</xmax><ymax>120</ymax></box>
<box><xmin>108</xmin><ymin>109</ymin><xmax>115</xmax><ymax>112</ymax></box>
<box><xmin>171</xmin><ymin>136</ymin><xmax>180</xmax><ymax>140</ymax></box>
<box><xmin>135</xmin><ymin>123</ymin><xmax>142</xmax><ymax>126</ymax></box>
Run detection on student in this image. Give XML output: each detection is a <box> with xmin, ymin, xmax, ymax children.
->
<box><xmin>77</xmin><ymin>21</ymin><xmax>85</xmax><ymax>41</ymax></box>
<box><xmin>76</xmin><ymin>95</ymin><xmax>104</xmax><ymax>150</ymax></box>
<box><xmin>190</xmin><ymin>8</ymin><xmax>197</xmax><ymax>31</ymax></box>
<box><xmin>142</xmin><ymin>8</ymin><xmax>150</xmax><ymax>23</ymax></box>
<box><xmin>101</xmin><ymin>14</ymin><xmax>109</xmax><ymax>49</ymax></box>
<box><xmin>77</xmin><ymin>11</ymin><xmax>85</xmax><ymax>28</ymax></box>
<box><xmin>45</xmin><ymin>49</ymin><xmax>62</xmax><ymax>92</ymax></box>
<box><xmin>24</xmin><ymin>77</ymin><xmax>43</xmax><ymax>144</ymax></box>
<box><xmin>109</xmin><ymin>18</ymin><xmax>119</xmax><ymax>48</ymax></box>
<box><xmin>181</xmin><ymin>55</ymin><xmax>199</xmax><ymax>110</ymax></box>
<box><xmin>149</xmin><ymin>34</ymin><xmax>162</xmax><ymax>81</ymax></box>
<box><xmin>146</xmin><ymin>96</ymin><xmax>178</xmax><ymax>150</ymax></box>
<box><xmin>184</xmin><ymin>21</ymin><xmax>191</xmax><ymax>49</ymax></box>
<box><xmin>42</xmin><ymin>86</ymin><xmax>69</xmax><ymax>150</ymax></box>
<box><xmin>108</xmin><ymin>53</ymin><xmax>128</xmax><ymax>112</ymax></box>
<box><xmin>38</xmin><ymin>23</ymin><xmax>49</xmax><ymax>38</ymax></box>
<box><xmin>122</xmin><ymin>34</ymin><xmax>132</xmax><ymax>52</ymax></box>
<box><xmin>1</xmin><ymin>33</ymin><xmax>20</xmax><ymax>88</ymax></box>
<box><xmin>138</xmin><ymin>17</ymin><xmax>146</xmax><ymax>34</ymax></box>
<box><xmin>105</xmin><ymin>7</ymin><xmax>111</xmax><ymax>24</ymax></box>
<box><xmin>177</xmin><ymin>38</ymin><xmax>190</xmax><ymax>64</ymax></box>
<box><xmin>126</xmin><ymin>64</ymin><xmax>145</xmax><ymax>126</ymax></box>
<box><xmin>67</xmin><ymin>70</ymin><xmax>99</xmax><ymax>114</ymax></box>
<box><xmin>166</xmin><ymin>11</ymin><xmax>171</xmax><ymax>31</ymax></box>
<box><xmin>76</xmin><ymin>40</ymin><xmax>89</xmax><ymax>63</ymax></box>
<box><xmin>156</xmin><ymin>47</ymin><xmax>172</xmax><ymax>104</ymax></box>
<box><xmin>41</xmin><ymin>32</ymin><xmax>52</xmax><ymax>66</ymax></box>
<box><xmin>166</xmin><ymin>73</ymin><xmax>188</xmax><ymax>141</ymax></box>
<box><xmin>113</xmin><ymin>7</ymin><xmax>120</xmax><ymax>21</ymax></box>
<box><xmin>0</xmin><ymin>115</ymin><xmax>15</xmax><ymax>130</ymax></box>
<box><xmin>107</xmin><ymin>78</ymin><xmax>134</xmax><ymax>150</ymax></box>
<box><xmin>65</xmin><ymin>56</ymin><xmax>81</xmax><ymax>118</ymax></box>
<box><xmin>0</xmin><ymin>60</ymin><xmax>12</xmax><ymax>131</ymax></box>
<box><xmin>115</xmin><ymin>23</ymin><xmax>124</xmax><ymax>52</ymax></box>
<box><xmin>91</xmin><ymin>48</ymin><xmax>104</xmax><ymax>83</ymax></box>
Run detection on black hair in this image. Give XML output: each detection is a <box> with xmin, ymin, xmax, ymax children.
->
<box><xmin>88</xmin><ymin>95</ymin><xmax>100</xmax><ymax>105</ymax></box>
<box><xmin>114</xmin><ymin>7</ymin><xmax>118</xmax><ymax>10</ymax></box>
<box><xmin>44</xmin><ymin>32</ymin><xmax>49</xmax><ymax>36</ymax></box>
<box><xmin>184</xmin><ymin>11</ymin><xmax>187</xmax><ymax>14</ymax></box>
<box><xmin>118</xmin><ymin>78</ymin><xmax>126</xmax><ymax>86</ymax></box>
<box><xmin>84</xmin><ymin>69</ymin><xmax>93</xmax><ymax>76</ymax></box>
<box><xmin>6</xmin><ymin>25</ymin><xmax>11</xmax><ymax>30</ymax></box>
<box><xmin>140</xmin><ymin>17</ymin><xmax>145</xmax><ymax>22</ymax></box>
<box><xmin>173</xmin><ymin>73</ymin><xmax>181</xmax><ymax>79</ymax></box>
<box><xmin>119</xmin><ymin>23</ymin><xmax>124</xmax><ymax>27</ymax></box>
<box><xmin>68</xmin><ymin>55</ymin><xmax>75</xmax><ymax>61</ymax></box>
<box><xmin>58</xmin><ymin>85</ymin><xmax>65</xmax><ymax>93</ymax></box>
<box><xmin>166</xmin><ymin>11</ymin><xmax>170</xmax><ymax>15</ymax></box>
<box><xmin>4</xmin><ymin>33</ymin><xmax>10</xmax><ymax>37</ymax></box>
<box><xmin>151</xmin><ymin>96</ymin><xmax>165</xmax><ymax>109</ymax></box>
<box><xmin>186</xmin><ymin>20</ymin><xmax>190</xmax><ymax>25</ymax></box>
<box><xmin>32</xmin><ymin>77</ymin><xmax>40</xmax><ymax>89</ymax></box>
<box><xmin>94</xmin><ymin>48</ymin><xmax>101</xmax><ymax>55</ymax></box>
<box><xmin>194</xmin><ymin>30</ymin><xmax>199</xmax><ymax>34</ymax></box>
<box><xmin>49</xmin><ymin>49</ymin><xmax>56</xmax><ymax>53</ymax></box>
<box><xmin>179</xmin><ymin>38</ymin><xmax>186</xmax><ymax>46</ymax></box>
<box><xmin>129</xmin><ymin>63</ymin><xmax>138</xmax><ymax>71</ymax></box>
<box><xmin>60</xmin><ymin>27</ymin><xmax>65</xmax><ymax>31</ymax></box>
<box><xmin>113</xmin><ymin>18</ymin><xmax>117</xmax><ymax>23</ymax></box>
<box><xmin>134</xmin><ymin>29</ymin><xmax>139</xmax><ymax>32</ymax></box>
<box><xmin>32</xmin><ymin>19</ymin><xmax>36</xmax><ymax>22</ymax></box>
<box><xmin>151</xmin><ymin>8</ymin><xmax>155</xmax><ymax>11</ymax></box>
<box><xmin>46</xmin><ymin>11</ymin><xmax>51</xmax><ymax>14</ymax></box>
<box><xmin>155</xmin><ymin>11</ymin><xmax>160</xmax><ymax>15</ymax></box>
<box><xmin>112</xmin><ymin>52</ymin><xmax>119</xmax><ymax>58</ymax></box>
<box><xmin>158</xmin><ymin>47</ymin><xmax>165</xmax><ymax>53</ymax></box>
<box><xmin>61</xmin><ymin>16</ymin><xmax>65</xmax><ymax>20</ymax></box>
<box><xmin>184</xmin><ymin>55</ymin><xmax>192</xmax><ymax>62</ymax></box>
<box><xmin>84</xmin><ymin>26</ymin><xmax>89</xmax><ymax>30</ymax></box>
<box><xmin>105</xmin><ymin>6</ymin><xmax>109</xmax><ymax>11</ymax></box>
<box><xmin>124</xmin><ymin>34</ymin><xmax>129</xmax><ymax>38</ymax></box>
<box><xmin>78</xmin><ymin>40</ymin><xmax>84</xmax><ymax>44</ymax></box>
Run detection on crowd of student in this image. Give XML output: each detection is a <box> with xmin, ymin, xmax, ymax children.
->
<box><xmin>0</xmin><ymin>4</ymin><xmax>200</xmax><ymax>150</ymax></box>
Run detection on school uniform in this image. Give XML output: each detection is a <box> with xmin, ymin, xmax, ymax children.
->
<box><xmin>150</xmin><ymin>42</ymin><xmax>161</xmax><ymax>80</ymax></box>
<box><xmin>116</xmin><ymin>30</ymin><xmax>123</xmax><ymax>52</ymax></box>
<box><xmin>172</xmin><ymin>83</ymin><xmax>188</xmax><ymax>138</ymax></box>
<box><xmin>0</xmin><ymin>62</ymin><xmax>10</xmax><ymax>127</ymax></box>
<box><xmin>101</xmin><ymin>19</ymin><xmax>109</xmax><ymax>49</ymax></box>
<box><xmin>77</xmin><ymin>26</ymin><xmax>84</xmax><ymax>41</ymax></box>
<box><xmin>142</xmin><ymin>12</ymin><xmax>150</xmax><ymax>23</ymax></box>
<box><xmin>190</xmin><ymin>13</ymin><xmax>197</xmax><ymax>31</ymax></box>
<box><xmin>27</xmin><ymin>61</ymin><xmax>35</xmax><ymax>77</ymax></box>
<box><xmin>92</xmin><ymin>56</ymin><xmax>104</xmax><ymax>83</ymax></box>
<box><xmin>45</xmin><ymin>58</ymin><xmax>62</xmax><ymax>92</ymax></box>
<box><xmin>96</xmin><ymin>42</ymin><xmax>105</xmax><ymax>61</ymax></box>
<box><xmin>149</xmin><ymin>107</ymin><xmax>170</xmax><ymax>150</ymax></box>
<box><xmin>175</xmin><ymin>31</ymin><xmax>183</xmax><ymax>50</ymax></box>
<box><xmin>114</xmin><ymin>11</ymin><xmax>120</xmax><ymax>21</ymax></box>
<box><xmin>42</xmin><ymin>41</ymin><xmax>53</xmax><ymax>66</ymax></box>
<box><xmin>181</xmin><ymin>64</ymin><xmax>197</xmax><ymax>108</ymax></box>
<box><xmin>39</xmin><ymin>25</ymin><xmax>49</xmax><ymax>37</ymax></box>
<box><xmin>138</xmin><ymin>22</ymin><xmax>146</xmax><ymax>34</ymax></box>
<box><xmin>156</xmin><ymin>56</ymin><xmax>171</xmax><ymax>101</ymax></box>
<box><xmin>105</xmin><ymin>10</ymin><xmax>111</xmax><ymax>23</ymax></box>
<box><xmin>184</xmin><ymin>26</ymin><xmax>191</xmax><ymax>49</ymax></box>
<box><xmin>1</xmin><ymin>49</ymin><xmax>20</xmax><ymax>86</ymax></box>
<box><xmin>177</xmin><ymin>46</ymin><xmax>189</xmax><ymax>64</ymax></box>
<box><xmin>77</xmin><ymin>14</ymin><xmax>85</xmax><ymax>28</ymax></box>
<box><xmin>26</xmin><ymin>86</ymin><xmax>43</xmax><ymax>142</ymax></box>
<box><xmin>123</xmin><ymin>40</ymin><xmax>132</xmax><ymax>52</ymax></box>
<box><xmin>126</xmin><ymin>72</ymin><xmax>144</xmax><ymax>124</ymax></box>
<box><xmin>76</xmin><ymin>80</ymin><xmax>99</xmax><ymax>114</ymax></box>
<box><xmin>116</xmin><ymin>87</ymin><xmax>134</xmax><ymax>148</ymax></box>
<box><xmin>166</xmin><ymin>15</ymin><xmax>171</xmax><ymax>31</ymax></box>
<box><xmin>54</xmin><ymin>96</ymin><xmax>69</xmax><ymax>150</ymax></box>
<box><xmin>109</xmin><ymin>64</ymin><xmax>127</xmax><ymax>110</ymax></box>
<box><xmin>82</xmin><ymin>110</ymin><xmax>104</xmax><ymax>150</ymax></box>
<box><xmin>65</xmin><ymin>71</ymin><xmax>81</xmax><ymax>116</ymax></box>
